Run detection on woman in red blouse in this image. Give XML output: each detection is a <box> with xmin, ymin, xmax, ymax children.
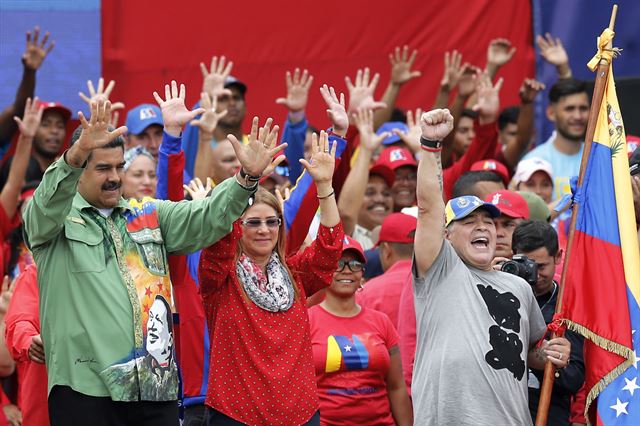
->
<box><xmin>198</xmin><ymin>131</ymin><xmax>344</xmax><ymax>425</ymax></box>
<box><xmin>308</xmin><ymin>236</ymin><xmax>412</xmax><ymax>426</ymax></box>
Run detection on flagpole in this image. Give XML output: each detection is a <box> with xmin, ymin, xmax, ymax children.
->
<box><xmin>534</xmin><ymin>5</ymin><xmax>618</xmax><ymax>426</ymax></box>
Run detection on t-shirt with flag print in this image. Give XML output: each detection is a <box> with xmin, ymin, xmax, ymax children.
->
<box><xmin>309</xmin><ymin>305</ymin><xmax>399</xmax><ymax>425</ymax></box>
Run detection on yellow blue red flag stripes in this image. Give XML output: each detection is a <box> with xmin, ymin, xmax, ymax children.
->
<box><xmin>559</xmin><ymin>52</ymin><xmax>640</xmax><ymax>422</ymax></box>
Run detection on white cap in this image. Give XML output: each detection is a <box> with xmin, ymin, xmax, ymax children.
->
<box><xmin>513</xmin><ymin>157</ymin><xmax>554</xmax><ymax>184</ymax></box>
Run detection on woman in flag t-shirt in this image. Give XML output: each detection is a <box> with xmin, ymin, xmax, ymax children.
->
<box><xmin>308</xmin><ymin>236</ymin><xmax>412</xmax><ymax>426</ymax></box>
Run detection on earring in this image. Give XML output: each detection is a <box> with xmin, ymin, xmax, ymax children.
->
<box><xmin>357</xmin><ymin>281</ymin><xmax>364</xmax><ymax>292</ymax></box>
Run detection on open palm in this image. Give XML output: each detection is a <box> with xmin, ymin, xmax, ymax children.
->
<box><xmin>299</xmin><ymin>131</ymin><xmax>336</xmax><ymax>183</ymax></box>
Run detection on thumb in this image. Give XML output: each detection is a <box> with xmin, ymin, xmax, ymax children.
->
<box><xmin>227</xmin><ymin>134</ymin><xmax>242</xmax><ymax>156</ymax></box>
<box><xmin>190</xmin><ymin>119</ymin><xmax>201</xmax><ymax>127</ymax></box>
<box><xmin>299</xmin><ymin>158</ymin><xmax>311</xmax><ymax>171</ymax></box>
<box><xmin>275</xmin><ymin>98</ymin><xmax>288</xmax><ymax>105</ymax></box>
<box><xmin>108</xmin><ymin>126</ymin><xmax>128</xmax><ymax>141</ymax></box>
<box><xmin>13</xmin><ymin>117</ymin><xmax>22</xmax><ymax>127</ymax></box>
<box><xmin>410</xmin><ymin>71</ymin><xmax>422</xmax><ymax>78</ymax></box>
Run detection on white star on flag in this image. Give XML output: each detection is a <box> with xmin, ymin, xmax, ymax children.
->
<box><xmin>623</xmin><ymin>377</ymin><xmax>640</xmax><ymax>396</ymax></box>
<box><xmin>633</xmin><ymin>351</ymin><xmax>639</xmax><ymax>369</ymax></box>
<box><xmin>344</xmin><ymin>345</ymin><xmax>352</xmax><ymax>352</ymax></box>
<box><xmin>610</xmin><ymin>398</ymin><xmax>629</xmax><ymax>418</ymax></box>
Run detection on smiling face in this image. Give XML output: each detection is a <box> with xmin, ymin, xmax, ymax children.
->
<box><xmin>547</xmin><ymin>92</ymin><xmax>589</xmax><ymax>142</ymax></box>
<box><xmin>122</xmin><ymin>155</ymin><xmax>157</xmax><ymax>200</ymax></box>
<box><xmin>494</xmin><ymin>215</ymin><xmax>524</xmax><ymax>258</ymax></box>
<box><xmin>357</xmin><ymin>175</ymin><xmax>393</xmax><ymax>230</ymax></box>
<box><xmin>392</xmin><ymin>165</ymin><xmax>417</xmax><ymax>210</ymax></box>
<box><xmin>446</xmin><ymin>209</ymin><xmax>497</xmax><ymax>270</ymax></box>
<box><xmin>329</xmin><ymin>251</ymin><xmax>364</xmax><ymax>299</ymax></box>
<box><xmin>239</xmin><ymin>203</ymin><xmax>280</xmax><ymax>259</ymax></box>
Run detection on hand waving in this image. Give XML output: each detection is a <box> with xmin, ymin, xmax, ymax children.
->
<box><xmin>393</xmin><ymin>108</ymin><xmax>423</xmax><ymax>153</ymax></box>
<box><xmin>420</xmin><ymin>109</ymin><xmax>454</xmax><ymax>141</ymax></box>
<box><xmin>487</xmin><ymin>38</ymin><xmax>516</xmax><ymax>68</ymax></box>
<box><xmin>345</xmin><ymin>68</ymin><xmax>387</xmax><ymax>115</ymax></box>
<box><xmin>183</xmin><ymin>177</ymin><xmax>213</xmax><ymax>201</ymax></box>
<box><xmin>14</xmin><ymin>97</ymin><xmax>44</xmax><ymax>139</ymax></box>
<box><xmin>79</xmin><ymin>78</ymin><xmax>125</xmax><ymax>111</ymax></box>
<box><xmin>319</xmin><ymin>84</ymin><xmax>348</xmax><ymax>136</ymax></box>
<box><xmin>153</xmin><ymin>80</ymin><xmax>206</xmax><ymax>137</ymax></box>
<box><xmin>440</xmin><ymin>50</ymin><xmax>463</xmax><ymax>90</ymax></box>
<box><xmin>22</xmin><ymin>26</ymin><xmax>54</xmax><ymax>71</ymax></box>
<box><xmin>200</xmin><ymin>55</ymin><xmax>233</xmax><ymax>98</ymax></box>
<box><xmin>299</xmin><ymin>131</ymin><xmax>336</xmax><ymax>184</ymax></box>
<box><xmin>276</xmin><ymin>68</ymin><xmax>314</xmax><ymax>112</ymax></box>
<box><xmin>0</xmin><ymin>275</ymin><xmax>15</xmax><ymax>318</ymax></box>
<box><xmin>536</xmin><ymin>33</ymin><xmax>569</xmax><ymax>67</ymax></box>
<box><xmin>389</xmin><ymin>45</ymin><xmax>421</xmax><ymax>85</ymax></box>
<box><xmin>75</xmin><ymin>100</ymin><xmax>128</xmax><ymax>153</ymax></box>
<box><xmin>457</xmin><ymin>64</ymin><xmax>481</xmax><ymax>98</ymax></box>
<box><xmin>519</xmin><ymin>78</ymin><xmax>545</xmax><ymax>104</ymax></box>
<box><xmin>472</xmin><ymin>72</ymin><xmax>503</xmax><ymax>124</ymax></box>
<box><xmin>190</xmin><ymin>92</ymin><xmax>228</xmax><ymax>135</ymax></box>
<box><xmin>228</xmin><ymin>117</ymin><xmax>287</xmax><ymax>177</ymax></box>
<box><xmin>352</xmin><ymin>108</ymin><xmax>389</xmax><ymax>152</ymax></box>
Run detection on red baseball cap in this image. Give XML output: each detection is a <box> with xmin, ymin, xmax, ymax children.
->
<box><xmin>375</xmin><ymin>147</ymin><xmax>417</xmax><ymax>171</ymax></box>
<box><xmin>485</xmin><ymin>190</ymin><xmax>530</xmax><ymax>219</ymax></box>
<box><xmin>341</xmin><ymin>235</ymin><xmax>366</xmax><ymax>263</ymax></box>
<box><xmin>627</xmin><ymin>135</ymin><xmax>640</xmax><ymax>158</ymax></box>
<box><xmin>471</xmin><ymin>159</ymin><xmax>510</xmax><ymax>185</ymax></box>
<box><xmin>35</xmin><ymin>100</ymin><xmax>72</xmax><ymax>123</ymax></box>
<box><xmin>369</xmin><ymin>163</ymin><xmax>395</xmax><ymax>188</ymax></box>
<box><xmin>377</xmin><ymin>213</ymin><xmax>417</xmax><ymax>245</ymax></box>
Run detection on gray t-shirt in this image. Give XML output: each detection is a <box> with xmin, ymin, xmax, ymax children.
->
<box><xmin>412</xmin><ymin>241</ymin><xmax>546</xmax><ymax>426</ymax></box>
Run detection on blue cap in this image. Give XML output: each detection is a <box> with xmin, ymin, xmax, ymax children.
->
<box><xmin>377</xmin><ymin>121</ymin><xmax>409</xmax><ymax>145</ymax></box>
<box><xmin>125</xmin><ymin>104</ymin><xmax>163</xmax><ymax>135</ymax></box>
<box><xmin>445</xmin><ymin>195</ymin><xmax>501</xmax><ymax>227</ymax></box>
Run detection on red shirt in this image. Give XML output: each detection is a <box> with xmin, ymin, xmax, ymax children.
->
<box><xmin>198</xmin><ymin>221</ymin><xmax>343</xmax><ymax>425</ymax></box>
<box><xmin>396</xmin><ymin>273</ymin><xmax>416</xmax><ymax>391</ymax></box>
<box><xmin>308</xmin><ymin>305</ymin><xmax>399</xmax><ymax>426</ymax></box>
<box><xmin>0</xmin><ymin>203</ymin><xmax>20</xmax><ymax>278</ymax></box>
<box><xmin>4</xmin><ymin>265</ymin><xmax>49</xmax><ymax>426</ymax></box>
<box><xmin>357</xmin><ymin>259</ymin><xmax>412</xmax><ymax>329</ymax></box>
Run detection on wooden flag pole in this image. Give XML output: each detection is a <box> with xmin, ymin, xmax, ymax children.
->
<box><xmin>534</xmin><ymin>4</ymin><xmax>618</xmax><ymax>426</ymax></box>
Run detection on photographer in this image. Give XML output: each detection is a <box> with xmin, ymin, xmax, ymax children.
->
<box><xmin>512</xmin><ymin>221</ymin><xmax>585</xmax><ymax>426</ymax></box>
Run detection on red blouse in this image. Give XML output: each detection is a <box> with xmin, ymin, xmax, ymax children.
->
<box><xmin>198</xmin><ymin>221</ymin><xmax>344</xmax><ymax>425</ymax></box>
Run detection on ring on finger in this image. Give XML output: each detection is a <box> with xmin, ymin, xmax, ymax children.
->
<box><xmin>558</xmin><ymin>353</ymin><xmax>563</xmax><ymax>361</ymax></box>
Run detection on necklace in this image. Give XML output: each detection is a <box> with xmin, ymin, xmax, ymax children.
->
<box><xmin>539</xmin><ymin>282</ymin><xmax>558</xmax><ymax>311</ymax></box>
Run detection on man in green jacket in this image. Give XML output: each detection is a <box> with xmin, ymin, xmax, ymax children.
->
<box><xmin>23</xmin><ymin>81</ymin><xmax>286</xmax><ymax>426</ymax></box>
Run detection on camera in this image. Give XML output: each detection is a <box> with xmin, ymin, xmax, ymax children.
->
<box><xmin>501</xmin><ymin>255</ymin><xmax>538</xmax><ymax>287</ymax></box>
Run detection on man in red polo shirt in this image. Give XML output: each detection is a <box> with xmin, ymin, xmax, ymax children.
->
<box><xmin>357</xmin><ymin>212</ymin><xmax>416</xmax><ymax>328</ymax></box>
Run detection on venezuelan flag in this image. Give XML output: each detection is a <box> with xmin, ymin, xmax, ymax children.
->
<box><xmin>560</xmin><ymin>54</ymin><xmax>640</xmax><ymax>422</ymax></box>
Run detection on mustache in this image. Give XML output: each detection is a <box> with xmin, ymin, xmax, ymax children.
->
<box><xmin>102</xmin><ymin>181</ymin><xmax>121</xmax><ymax>191</ymax></box>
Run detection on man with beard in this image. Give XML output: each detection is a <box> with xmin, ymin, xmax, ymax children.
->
<box><xmin>522</xmin><ymin>79</ymin><xmax>589</xmax><ymax>200</ymax></box>
<box><xmin>0</xmin><ymin>101</ymin><xmax>70</xmax><ymax>189</ymax></box>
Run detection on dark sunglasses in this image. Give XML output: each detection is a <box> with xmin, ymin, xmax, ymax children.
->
<box><xmin>241</xmin><ymin>217</ymin><xmax>282</xmax><ymax>229</ymax></box>
<box><xmin>336</xmin><ymin>259</ymin><xmax>365</xmax><ymax>273</ymax></box>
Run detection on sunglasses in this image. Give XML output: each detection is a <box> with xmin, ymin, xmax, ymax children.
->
<box><xmin>241</xmin><ymin>217</ymin><xmax>282</xmax><ymax>229</ymax></box>
<box><xmin>336</xmin><ymin>259</ymin><xmax>365</xmax><ymax>273</ymax></box>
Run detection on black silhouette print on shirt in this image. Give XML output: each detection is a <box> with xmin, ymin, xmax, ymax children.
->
<box><xmin>477</xmin><ymin>284</ymin><xmax>525</xmax><ymax>380</ymax></box>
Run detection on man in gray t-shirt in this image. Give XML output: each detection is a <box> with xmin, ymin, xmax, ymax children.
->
<box><xmin>412</xmin><ymin>108</ymin><xmax>571</xmax><ymax>426</ymax></box>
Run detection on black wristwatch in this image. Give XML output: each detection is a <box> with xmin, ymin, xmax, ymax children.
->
<box><xmin>239</xmin><ymin>168</ymin><xmax>262</xmax><ymax>182</ymax></box>
<box><xmin>420</xmin><ymin>136</ymin><xmax>442</xmax><ymax>150</ymax></box>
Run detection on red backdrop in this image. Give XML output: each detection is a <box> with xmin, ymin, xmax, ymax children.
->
<box><xmin>102</xmin><ymin>0</ymin><xmax>534</xmax><ymax>131</ymax></box>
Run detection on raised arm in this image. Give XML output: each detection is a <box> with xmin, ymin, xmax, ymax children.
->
<box><xmin>0</xmin><ymin>98</ymin><xmax>42</xmax><ymax>219</ymax></box>
<box><xmin>277</xmin><ymin>68</ymin><xmax>313</xmax><ymax>184</ymax></box>
<box><xmin>0</xmin><ymin>27</ymin><xmax>53</xmax><ymax>144</ymax></box>
<box><xmin>374</xmin><ymin>46</ymin><xmax>421</xmax><ymax>129</ymax></box>
<box><xmin>433</xmin><ymin>50</ymin><xmax>463</xmax><ymax>109</ymax></box>
<box><xmin>485</xmin><ymin>38</ymin><xmax>516</xmax><ymax>81</ymax></box>
<box><xmin>337</xmin><ymin>107</ymin><xmax>388</xmax><ymax>236</ymax></box>
<box><xmin>502</xmin><ymin>78</ymin><xmax>545</xmax><ymax>169</ymax></box>
<box><xmin>536</xmin><ymin>33</ymin><xmax>572</xmax><ymax>79</ymax></box>
<box><xmin>414</xmin><ymin>109</ymin><xmax>454</xmax><ymax>276</ymax></box>
<box><xmin>345</xmin><ymin>68</ymin><xmax>387</xmax><ymax>126</ymax></box>
<box><xmin>192</xmin><ymin>92</ymin><xmax>228</xmax><ymax>182</ymax></box>
<box><xmin>78</xmin><ymin>77</ymin><xmax>125</xmax><ymax>112</ymax></box>
<box><xmin>24</xmin><ymin>100</ymin><xmax>127</xmax><ymax>248</ymax></box>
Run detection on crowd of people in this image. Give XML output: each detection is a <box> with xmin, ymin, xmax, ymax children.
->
<box><xmin>0</xmin><ymin>25</ymin><xmax>639</xmax><ymax>426</ymax></box>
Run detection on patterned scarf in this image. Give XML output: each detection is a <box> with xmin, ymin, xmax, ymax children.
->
<box><xmin>236</xmin><ymin>252</ymin><xmax>295</xmax><ymax>312</ymax></box>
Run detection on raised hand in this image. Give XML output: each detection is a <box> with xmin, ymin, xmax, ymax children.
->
<box><xmin>420</xmin><ymin>109</ymin><xmax>454</xmax><ymax>141</ymax></box>
<box><xmin>0</xmin><ymin>275</ymin><xmax>15</xmax><ymax>318</ymax></box>
<box><xmin>274</xmin><ymin>187</ymin><xmax>291</xmax><ymax>213</ymax></box>
<box><xmin>183</xmin><ymin>177</ymin><xmax>213</xmax><ymax>201</ymax></box>
<box><xmin>75</xmin><ymin>100</ymin><xmax>128</xmax><ymax>153</ymax></box>
<box><xmin>14</xmin><ymin>97</ymin><xmax>44</xmax><ymax>139</ymax></box>
<box><xmin>472</xmin><ymin>72</ymin><xmax>503</xmax><ymax>124</ymax></box>
<box><xmin>190</xmin><ymin>92</ymin><xmax>228</xmax><ymax>135</ymax></box>
<box><xmin>389</xmin><ymin>45</ymin><xmax>421</xmax><ymax>86</ymax></box>
<box><xmin>393</xmin><ymin>107</ymin><xmax>423</xmax><ymax>153</ymax></box>
<box><xmin>440</xmin><ymin>50</ymin><xmax>463</xmax><ymax>90</ymax></box>
<box><xmin>153</xmin><ymin>80</ymin><xmax>206</xmax><ymax>137</ymax></box>
<box><xmin>457</xmin><ymin>64</ymin><xmax>481</xmax><ymax>98</ymax></box>
<box><xmin>200</xmin><ymin>55</ymin><xmax>233</xmax><ymax>98</ymax></box>
<box><xmin>276</xmin><ymin>68</ymin><xmax>314</xmax><ymax>112</ymax></box>
<box><xmin>299</xmin><ymin>131</ymin><xmax>336</xmax><ymax>184</ymax></box>
<box><xmin>345</xmin><ymin>68</ymin><xmax>387</xmax><ymax>115</ymax></box>
<box><xmin>352</xmin><ymin>108</ymin><xmax>389</xmax><ymax>152</ymax></box>
<box><xmin>22</xmin><ymin>26</ymin><xmax>54</xmax><ymax>71</ymax></box>
<box><xmin>79</xmin><ymin>78</ymin><xmax>125</xmax><ymax>111</ymax></box>
<box><xmin>486</xmin><ymin>38</ymin><xmax>516</xmax><ymax>68</ymax></box>
<box><xmin>228</xmin><ymin>117</ymin><xmax>287</xmax><ymax>178</ymax></box>
<box><xmin>319</xmin><ymin>84</ymin><xmax>348</xmax><ymax>136</ymax></box>
<box><xmin>536</xmin><ymin>33</ymin><xmax>569</xmax><ymax>67</ymax></box>
<box><xmin>519</xmin><ymin>78</ymin><xmax>546</xmax><ymax>104</ymax></box>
